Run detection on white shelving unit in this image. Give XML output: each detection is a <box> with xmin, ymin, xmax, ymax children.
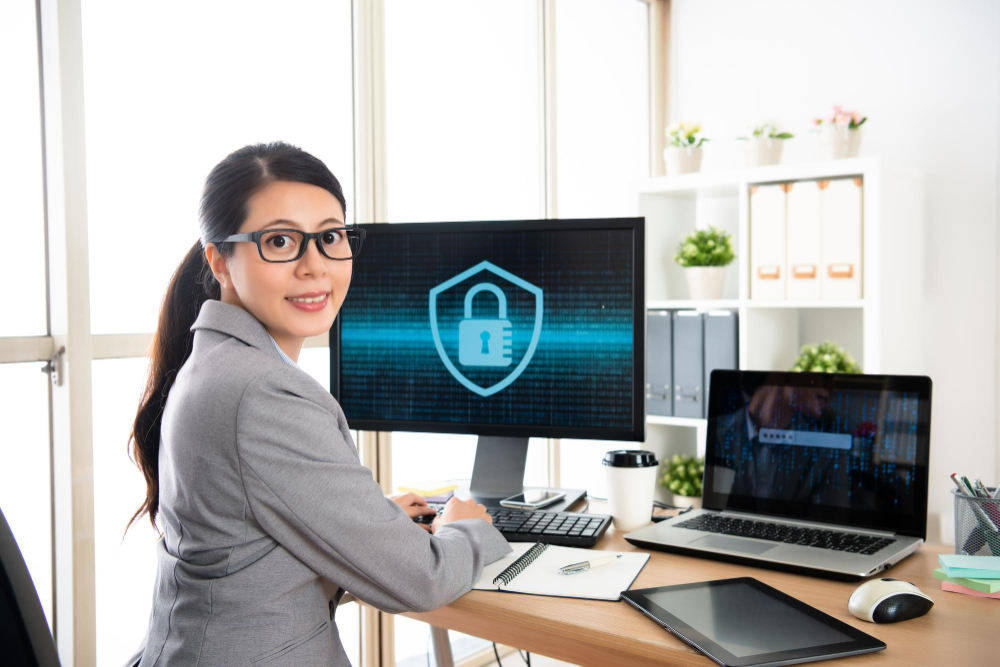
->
<box><xmin>639</xmin><ymin>157</ymin><xmax>884</xmax><ymax>453</ymax></box>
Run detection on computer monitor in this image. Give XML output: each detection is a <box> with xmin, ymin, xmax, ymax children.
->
<box><xmin>330</xmin><ymin>218</ymin><xmax>645</xmax><ymax>503</ymax></box>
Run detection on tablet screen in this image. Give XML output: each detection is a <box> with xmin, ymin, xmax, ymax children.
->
<box><xmin>622</xmin><ymin>578</ymin><xmax>885</xmax><ymax>667</ymax></box>
<box><xmin>647</xmin><ymin>581</ymin><xmax>852</xmax><ymax>657</ymax></box>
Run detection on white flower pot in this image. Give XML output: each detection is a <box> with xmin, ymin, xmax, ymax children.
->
<box><xmin>744</xmin><ymin>137</ymin><xmax>784</xmax><ymax>167</ymax></box>
<box><xmin>819</xmin><ymin>125</ymin><xmax>862</xmax><ymax>160</ymax></box>
<box><xmin>684</xmin><ymin>266</ymin><xmax>726</xmax><ymax>300</ymax></box>
<box><xmin>847</xmin><ymin>127</ymin><xmax>863</xmax><ymax>157</ymax></box>
<box><xmin>664</xmin><ymin>145</ymin><xmax>703</xmax><ymax>175</ymax></box>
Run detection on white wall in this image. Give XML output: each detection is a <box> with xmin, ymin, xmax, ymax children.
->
<box><xmin>668</xmin><ymin>0</ymin><xmax>1000</xmax><ymax>541</ymax></box>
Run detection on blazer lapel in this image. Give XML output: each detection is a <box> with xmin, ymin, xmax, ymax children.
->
<box><xmin>191</xmin><ymin>300</ymin><xmax>281</xmax><ymax>358</ymax></box>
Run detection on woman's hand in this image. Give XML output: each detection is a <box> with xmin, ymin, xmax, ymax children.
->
<box><xmin>388</xmin><ymin>492</ymin><xmax>437</xmax><ymax>532</ymax></box>
<box><xmin>431</xmin><ymin>497</ymin><xmax>492</xmax><ymax>534</ymax></box>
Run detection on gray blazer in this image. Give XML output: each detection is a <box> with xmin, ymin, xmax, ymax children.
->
<box><xmin>127</xmin><ymin>300</ymin><xmax>511</xmax><ymax>667</ymax></box>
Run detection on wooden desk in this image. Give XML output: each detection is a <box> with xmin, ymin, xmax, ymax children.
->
<box><xmin>406</xmin><ymin>505</ymin><xmax>995</xmax><ymax>666</ymax></box>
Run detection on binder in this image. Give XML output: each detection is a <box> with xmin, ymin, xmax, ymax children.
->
<box><xmin>646</xmin><ymin>310</ymin><xmax>672</xmax><ymax>416</ymax></box>
<box><xmin>786</xmin><ymin>181</ymin><xmax>823</xmax><ymax>300</ymax></box>
<box><xmin>702</xmin><ymin>311</ymin><xmax>738</xmax><ymax>417</ymax></box>
<box><xmin>821</xmin><ymin>178</ymin><xmax>863</xmax><ymax>300</ymax></box>
<box><xmin>672</xmin><ymin>311</ymin><xmax>703</xmax><ymax>418</ymax></box>
<box><xmin>750</xmin><ymin>184</ymin><xmax>787</xmax><ymax>300</ymax></box>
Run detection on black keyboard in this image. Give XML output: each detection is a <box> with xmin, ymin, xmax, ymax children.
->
<box><xmin>423</xmin><ymin>503</ymin><xmax>611</xmax><ymax>547</ymax></box>
<box><xmin>674</xmin><ymin>514</ymin><xmax>896</xmax><ymax>555</ymax></box>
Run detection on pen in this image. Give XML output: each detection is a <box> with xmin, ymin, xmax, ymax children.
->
<box><xmin>558</xmin><ymin>554</ymin><xmax>621</xmax><ymax>575</ymax></box>
<box><xmin>974</xmin><ymin>479</ymin><xmax>989</xmax><ymax>498</ymax></box>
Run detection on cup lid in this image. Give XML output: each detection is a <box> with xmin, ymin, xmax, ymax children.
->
<box><xmin>602</xmin><ymin>449</ymin><xmax>659</xmax><ymax>468</ymax></box>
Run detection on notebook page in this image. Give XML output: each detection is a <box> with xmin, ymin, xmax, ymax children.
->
<box><xmin>473</xmin><ymin>543</ymin><xmax>648</xmax><ymax>601</ymax></box>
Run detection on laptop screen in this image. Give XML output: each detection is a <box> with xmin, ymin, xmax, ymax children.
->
<box><xmin>703</xmin><ymin>371</ymin><xmax>932</xmax><ymax>538</ymax></box>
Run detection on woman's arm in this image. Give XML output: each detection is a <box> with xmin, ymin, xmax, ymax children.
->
<box><xmin>234</xmin><ymin>368</ymin><xmax>511</xmax><ymax>614</ymax></box>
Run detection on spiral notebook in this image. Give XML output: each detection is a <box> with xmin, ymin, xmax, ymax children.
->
<box><xmin>473</xmin><ymin>543</ymin><xmax>649</xmax><ymax>601</ymax></box>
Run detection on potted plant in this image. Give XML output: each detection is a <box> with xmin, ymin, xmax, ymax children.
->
<box><xmin>661</xmin><ymin>454</ymin><xmax>704</xmax><ymax>509</ymax></box>
<box><xmin>813</xmin><ymin>106</ymin><xmax>867</xmax><ymax>159</ymax></box>
<box><xmin>737</xmin><ymin>123</ymin><xmax>794</xmax><ymax>166</ymax></box>
<box><xmin>674</xmin><ymin>226</ymin><xmax>735</xmax><ymax>300</ymax></box>
<box><xmin>664</xmin><ymin>122</ymin><xmax>708</xmax><ymax>175</ymax></box>
<box><xmin>790</xmin><ymin>341</ymin><xmax>861</xmax><ymax>373</ymax></box>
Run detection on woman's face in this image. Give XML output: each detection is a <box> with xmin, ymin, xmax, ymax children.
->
<box><xmin>207</xmin><ymin>180</ymin><xmax>352</xmax><ymax>360</ymax></box>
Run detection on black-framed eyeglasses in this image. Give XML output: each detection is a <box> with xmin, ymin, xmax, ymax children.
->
<box><xmin>222</xmin><ymin>227</ymin><xmax>366</xmax><ymax>263</ymax></box>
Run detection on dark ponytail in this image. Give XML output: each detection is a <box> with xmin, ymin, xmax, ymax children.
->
<box><xmin>128</xmin><ymin>142</ymin><xmax>347</xmax><ymax>531</ymax></box>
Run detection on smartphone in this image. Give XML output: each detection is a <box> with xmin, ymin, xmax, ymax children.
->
<box><xmin>499</xmin><ymin>490</ymin><xmax>566</xmax><ymax>510</ymax></box>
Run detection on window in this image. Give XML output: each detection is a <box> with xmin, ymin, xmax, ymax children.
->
<box><xmin>384</xmin><ymin>0</ymin><xmax>542</xmax><ymax>223</ymax></box>
<box><xmin>554</xmin><ymin>0</ymin><xmax>649</xmax><ymax>219</ymax></box>
<box><xmin>0</xmin><ymin>2</ymin><xmax>48</xmax><ymax>336</ymax></box>
<box><xmin>81</xmin><ymin>0</ymin><xmax>356</xmax><ymax>334</ymax></box>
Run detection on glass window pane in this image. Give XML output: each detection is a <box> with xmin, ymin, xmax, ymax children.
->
<box><xmin>555</xmin><ymin>0</ymin><xmax>649</xmax><ymax>218</ymax></box>
<box><xmin>0</xmin><ymin>3</ymin><xmax>47</xmax><ymax>336</ymax></box>
<box><xmin>82</xmin><ymin>0</ymin><xmax>355</xmax><ymax>334</ymax></box>
<box><xmin>384</xmin><ymin>0</ymin><xmax>542</xmax><ymax>223</ymax></box>
<box><xmin>0</xmin><ymin>362</ymin><xmax>53</xmax><ymax>627</ymax></box>
<box><xmin>92</xmin><ymin>357</ymin><xmax>158</xmax><ymax>667</ymax></box>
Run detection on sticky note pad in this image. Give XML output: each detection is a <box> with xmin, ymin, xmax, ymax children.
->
<box><xmin>938</xmin><ymin>554</ymin><xmax>1000</xmax><ymax>579</ymax></box>
<box><xmin>934</xmin><ymin>567</ymin><xmax>1000</xmax><ymax>593</ymax></box>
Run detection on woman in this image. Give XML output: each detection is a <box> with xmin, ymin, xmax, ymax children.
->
<box><xmin>125</xmin><ymin>142</ymin><xmax>510</xmax><ymax>667</ymax></box>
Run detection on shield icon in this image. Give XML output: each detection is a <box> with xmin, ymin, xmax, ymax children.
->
<box><xmin>429</xmin><ymin>261</ymin><xmax>543</xmax><ymax>398</ymax></box>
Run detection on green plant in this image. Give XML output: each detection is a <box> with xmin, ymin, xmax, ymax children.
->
<box><xmin>737</xmin><ymin>123</ymin><xmax>794</xmax><ymax>140</ymax></box>
<box><xmin>666</xmin><ymin>121</ymin><xmax>709</xmax><ymax>148</ymax></box>
<box><xmin>791</xmin><ymin>341</ymin><xmax>861</xmax><ymax>373</ymax></box>
<box><xmin>674</xmin><ymin>226</ymin><xmax>735</xmax><ymax>267</ymax></box>
<box><xmin>661</xmin><ymin>454</ymin><xmax>704</xmax><ymax>497</ymax></box>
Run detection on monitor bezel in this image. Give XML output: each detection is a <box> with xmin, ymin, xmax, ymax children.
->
<box><xmin>702</xmin><ymin>370</ymin><xmax>932</xmax><ymax>539</ymax></box>
<box><xmin>330</xmin><ymin>217</ymin><xmax>646</xmax><ymax>442</ymax></box>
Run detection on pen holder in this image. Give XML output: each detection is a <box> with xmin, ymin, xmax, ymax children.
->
<box><xmin>953</xmin><ymin>488</ymin><xmax>1000</xmax><ymax>556</ymax></box>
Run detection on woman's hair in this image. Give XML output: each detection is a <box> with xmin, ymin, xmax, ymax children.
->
<box><xmin>127</xmin><ymin>142</ymin><xmax>347</xmax><ymax>531</ymax></box>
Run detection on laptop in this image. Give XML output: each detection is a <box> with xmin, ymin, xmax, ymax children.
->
<box><xmin>625</xmin><ymin>370</ymin><xmax>932</xmax><ymax>580</ymax></box>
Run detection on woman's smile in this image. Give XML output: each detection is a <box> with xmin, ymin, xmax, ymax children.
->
<box><xmin>286</xmin><ymin>290</ymin><xmax>330</xmax><ymax>311</ymax></box>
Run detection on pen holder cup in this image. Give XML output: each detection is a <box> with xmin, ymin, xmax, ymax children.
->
<box><xmin>953</xmin><ymin>488</ymin><xmax>1000</xmax><ymax>556</ymax></box>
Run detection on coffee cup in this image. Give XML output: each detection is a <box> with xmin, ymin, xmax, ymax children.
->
<box><xmin>602</xmin><ymin>450</ymin><xmax>659</xmax><ymax>532</ymax></box>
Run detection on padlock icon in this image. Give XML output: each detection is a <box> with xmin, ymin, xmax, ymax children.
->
<box><xmin>458</xmin><ymin>283</ymin><xmax>513</xmax><ymax>367</ymax></box>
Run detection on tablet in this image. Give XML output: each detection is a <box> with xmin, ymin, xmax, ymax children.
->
<box><xmin>621</xmin><ymin>578</ymin><xmax>885</xmax><ymax>667</ymax></box>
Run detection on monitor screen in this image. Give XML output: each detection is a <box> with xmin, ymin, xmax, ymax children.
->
<box><xmin>702</xmin><ymin>370</ymin><xmax>932</xmax><ymax>537</ymax></box>
<box><xmin>331</xmin><ymin>218</ymin><xmax>645</xmax><ymax>440</ymax></box>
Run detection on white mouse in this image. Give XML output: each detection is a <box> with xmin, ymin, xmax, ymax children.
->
<box><xmin>848</xmin><ymin>577</ymin><xmax>934</xmax><ymax>623</ymax></box>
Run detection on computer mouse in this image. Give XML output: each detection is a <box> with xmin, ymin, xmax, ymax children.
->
<box><xmin>848</xmin><ymin>577</ymin><xmax>933</xmax><ymax>623</ymax></box>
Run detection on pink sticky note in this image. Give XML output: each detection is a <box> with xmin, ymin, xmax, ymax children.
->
<box><xmin>942</xmin><ymin>581</ymin><xmax>1000</xmax><ymax>599</ymax></box>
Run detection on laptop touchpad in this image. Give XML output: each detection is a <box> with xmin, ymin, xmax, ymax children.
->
<box><xmin>693</xmin><ymin>534</ymin><xmax>778</xmax><ymax>555</ymax></box>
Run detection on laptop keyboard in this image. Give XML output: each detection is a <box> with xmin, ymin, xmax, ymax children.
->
<box><xmin>674</xmin><ymin>514</ymin><xmax>896</xmax><ymax>555</ymax></box>
<box><xmin>423</xmin><ymin>503</ymin><xmax>611</xmax><ymax>547</ymax></box>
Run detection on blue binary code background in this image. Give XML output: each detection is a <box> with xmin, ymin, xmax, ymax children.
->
<box><xmin>335</xmin><ymin>227</ymin><xmax>634</xmax><ymax>428</ymax></box>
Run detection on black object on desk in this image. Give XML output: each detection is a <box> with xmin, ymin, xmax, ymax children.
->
<box><xmin>419</xmin><ymin>503</ymin><xmax>611</xmax><ymax>547</ymax></box>
<box><xmin>621</xmin><ymin>578</ymin><xmax>885</xmax><ymax>667</ymax></box>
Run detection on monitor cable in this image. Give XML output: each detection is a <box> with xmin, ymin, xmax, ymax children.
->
<box><xmin>492</xmin><ymin>642</ymin><xmax>531</xmax><ymax>666</ymax></box>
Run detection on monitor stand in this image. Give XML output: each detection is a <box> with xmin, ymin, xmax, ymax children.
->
<box><xmin>468</xmin><ymin>436</ymin><xmax>587</xmax><ymax>512</ymax></box>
